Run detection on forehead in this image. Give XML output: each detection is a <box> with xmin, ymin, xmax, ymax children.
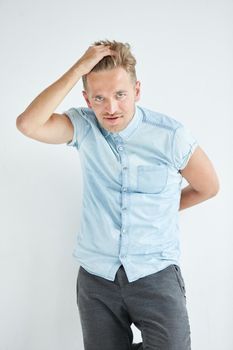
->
<box><xmin>86</xmin><ymin>67</ymin><xmax>133</xmax><ymax>95</ymax></box>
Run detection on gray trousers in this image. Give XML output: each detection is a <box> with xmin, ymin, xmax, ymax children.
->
<box><xmin>76</xmin><ymin>264</ymin><xmax>191</xmax><ymax>350</ymax></box>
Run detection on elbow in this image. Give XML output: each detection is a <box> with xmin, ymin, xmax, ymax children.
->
<box><xmin>212</xmin><ymin>176</ymin><xmax>220</xmax><ymax>196</ymax></box>
<box><xmin>208</xmin><ymin>189</ymin><xmax>219</xmax><ymax>198</ymax></box>
<box><xmin>195</xmin><ymin>180</ymin><xmax>220</xmax><ymax>200</ymax></box>
<box><xmin>211</xmin><ymin>185</ymin><xmax>220</xmax><ymax>197</ymax></box>
<box><xmin>207</xmin><ymin>181</ymin><xmax>220</xmax><ymax>198</ymax></box>
<box><xmin>205</xmin><ymin>172</ymin><xmax>220</xmax><ymax>198</ymax></box>
<box><xmin>16</xmin><ymin>114</ymin><xmax>25</xmax><ymax>130</ymax></box>
<box><xmin>16</xmin><ymin>114</ymin><xmax>31</xmax><ymax>135</ymax></box>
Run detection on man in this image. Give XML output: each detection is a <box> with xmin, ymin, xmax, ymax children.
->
<box><xmin>16</xmin><ymin>40</ymin><xmax>219</xmax><ymax>350</ymax></box>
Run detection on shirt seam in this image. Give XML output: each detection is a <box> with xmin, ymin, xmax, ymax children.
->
<box><xmin>171</xmin><ymin>126</ymin><xmax>183</xmax><ymax>170</ymax></box>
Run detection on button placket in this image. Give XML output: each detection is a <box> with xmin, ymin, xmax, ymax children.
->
<box><xmin>116</xmin><ymin>139</ymin><xmax>130</xmax><ymax>261</ymax></box>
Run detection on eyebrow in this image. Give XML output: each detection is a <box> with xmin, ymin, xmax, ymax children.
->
<box><xmin>92</xmin><ymin>90</ymin><xmax>128</xmax><ymax>98</ymax></box>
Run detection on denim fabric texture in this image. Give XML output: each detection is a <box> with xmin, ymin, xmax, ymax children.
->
<box><xmin>65</xmin><ymin>104</ymin><xmax>198</xmax><ymax>282</ymax></box>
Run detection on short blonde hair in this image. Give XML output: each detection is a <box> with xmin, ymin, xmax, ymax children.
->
<box><xmin>82</xmin><ymin>39</ymin><xmax>137</xmax><ymax>91</ymax></box>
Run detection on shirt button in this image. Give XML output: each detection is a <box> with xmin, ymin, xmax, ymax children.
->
<box><xmin>122</xmin><ymin>187</ymin><xmax>127</xmax><ymax>192</ymax></box>
<box><xmin>122</xmin><ymin>229</ymin><xmax>126</xmax><ymax>233</ymax></box>
<box><xmin>118</xmin><ymin>146</ymin><xmax>124</xmax><ymax>151</ymax></box>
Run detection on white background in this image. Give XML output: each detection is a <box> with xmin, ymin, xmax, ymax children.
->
<box><xmin>1</xmin><ymin>0</ymin><xmax>233</xmax><ymax>349</ymax></box>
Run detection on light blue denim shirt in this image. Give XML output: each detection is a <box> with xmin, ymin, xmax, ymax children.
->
<box><xmin>64</xmin><ymin>105</ymin><xmax>198</xmax><ymax>282</ymax></box>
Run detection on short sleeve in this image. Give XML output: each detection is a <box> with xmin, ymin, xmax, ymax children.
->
<box><xmin>172</xmin><ymin>125</ymin><xmax>199</xmax><ymax>170</ymax></box>
<box><xmin>63</xmin><ymin>107</ymin><xmax>89</xmax><ymax>149</ymax></box>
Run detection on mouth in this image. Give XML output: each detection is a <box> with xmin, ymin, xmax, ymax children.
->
<box><xmin>104</xmin><ymin>115</ymin><xmax>123</xmax><ymax>124</ymax></box>
<box><xmin>105</xmin><ymin>115</ymin><xmax>122</xmax><ymax>119</ymax></box>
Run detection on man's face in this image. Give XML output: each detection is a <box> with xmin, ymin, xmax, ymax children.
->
<box><xmin>82</xmin><ymin>67</ymin><xmax>141</xmax><ymax>133</ymax></box>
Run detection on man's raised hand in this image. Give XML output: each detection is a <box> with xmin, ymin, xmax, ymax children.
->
<box><xmin>76</xmin><ymin>44</ymin><xmax>116</xmax><ymax>75</ymax></box>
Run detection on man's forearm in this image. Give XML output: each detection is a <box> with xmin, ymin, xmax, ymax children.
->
<box><xmin>16</xmin><ymin>63</ymin><xmax>84</xmax><ymax>134</ymax></box>
<box><xmin>179</xmin><ymin>184</ymin><xmax>217</xmax><ymax>211</ymax></box>
<box><xmin>16</xmin><ymin>45</ymin><xmax>116</xmax><ymax>135</ymax></box>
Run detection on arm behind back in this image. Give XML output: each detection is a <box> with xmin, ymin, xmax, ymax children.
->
<box><xmin>16</xmin><ymin>113</ymin><xmax>74</xmax><ymax>144</ymax></box>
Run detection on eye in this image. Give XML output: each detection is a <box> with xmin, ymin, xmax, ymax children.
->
<box><xmin>116</xmin><ymin>92</ymin><xmax>126</xmax><ymax>99</ymax></box>
<box><xmin>94</xmin><ymin>96</ymin><xmax>104</xmax><ymax>102</ymax></box>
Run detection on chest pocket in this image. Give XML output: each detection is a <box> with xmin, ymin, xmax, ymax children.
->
<box><xmin>137</xmin><ymin>163</ymin><xmax>168</xmax><ymax>194</ymax></box>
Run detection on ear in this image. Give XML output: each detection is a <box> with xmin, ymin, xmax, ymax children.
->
<box><xmin>82</xmin><ymin>90</ymin><xmax>92</xmax><ymax>109</ymax></box>
<box><xmin>134</xmin><ymin>81</ymin><xmax>141</xmax><ymax>102</ymax></box>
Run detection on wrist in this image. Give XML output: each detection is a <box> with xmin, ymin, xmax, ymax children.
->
<box><xmin>71</xmin><ymin>61</ymin><xmax>87</xmax><ymax>77</ymax></box>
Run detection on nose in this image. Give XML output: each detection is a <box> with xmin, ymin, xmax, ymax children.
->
<box><xmin>105</xmin><ymin>98</ymin><xmax>118</xmax><ymax>115</ymax></box>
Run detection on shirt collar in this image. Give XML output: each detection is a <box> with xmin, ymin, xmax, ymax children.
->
<box><xmin>98</xmin><ymin>105</ymin><xmax>143</xmax><ymax>140</ymax></box>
